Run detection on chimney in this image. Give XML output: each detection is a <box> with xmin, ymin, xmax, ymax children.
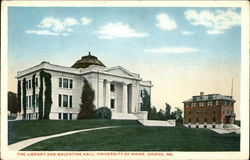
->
<box><xmin>200</xmin><ymin>92</ymin><xmax>204</xmax><ymax>98</ymax></box>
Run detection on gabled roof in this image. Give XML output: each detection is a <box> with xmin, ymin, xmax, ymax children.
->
<box><xmin>104</xmin><ymin>66</ymin><xmax>140</xmax><ymax>79</ymax></box>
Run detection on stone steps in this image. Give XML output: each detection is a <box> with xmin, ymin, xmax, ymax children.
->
<box><xmin>138</xmin><ymin>120</ymin><xmax>176</xmax><ymax>127</ymax></box>
<box><xmin>111</xmin><ymin>112</ymin><xmax>138</xmax><ymax>120</ymax></box>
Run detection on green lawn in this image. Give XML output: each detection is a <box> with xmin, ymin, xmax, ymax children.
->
<box><xmin>8</xmin><ymin>120</ymin><xmax>140</xmax><ymax>145</ymax></box>
<box><xmin>22</xmin><ymin>125</ymin><xmax>239</xmax><ymax>151</ymax></box>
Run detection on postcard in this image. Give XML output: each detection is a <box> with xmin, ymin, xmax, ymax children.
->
<box><xmin>1</xmin><ymin>1</ymin><xmax>249</xmax><ymax>160</ymax></box>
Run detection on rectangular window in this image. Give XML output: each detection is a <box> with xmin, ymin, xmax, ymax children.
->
<box><xmin>63</xmin><ymin>79</ymin><xmax>68</xmax><ymax>88</ymax></box>
<box><xmin>216</xmin><ymin>101</ymin><xmax>219</xmax><ymax>105</ymax></box>
<box><xmin>59</xmin><ymin>113</ymin><xmax>61</xmax><ymax>120</ymax></box>
<box><xmin>69</xmin><ymin>114</ymin><xmax>72</xmax><ymax>120</ymax></box>
<box><xmin>59</xmin><ymin>78</ymin><xmax>62</xmax><ymax>88</ymax></box>
<box><xmin>111</xmin><ymin>99</ymin><xmax>115</xmax><ymax>109</ymax></box>
<box><xmin>29</xmin><ymin>96</ymin><xmax>31</xmax><ymax>107</ymax></box>
<box><xmin>29</xmin><ymin>80</ymin><xmax>31</xmax><ymax>89</ymax></box>
<box><xmin>140</xmin><ymin>102</ymin><xmax>143</xmax><ymax>110</ymax></box>
<box><xmin>63</xmin><ymin>113</ymin><xmax>68</xmax><ymax>120</ymax></box>
<box><xmin>58</xmin><ymin>94</ymin><xmax>62</xmax><ymax>107</ymax></box>
<box><xmin>70</xmin><ymin>79</ymin><xmax>73</xmax><ymax>89</ymax></box>
<box><xmin>110</xmin><ymin>84</ymin><xmax>115</xmax><ymax>92</ymax></box>
<box><xmin>35</xmin><ymin>78</ymin><xmax>38</xmax><ymax>87</ymax></box>
<box><xmin>69</xmin><ymin>96</ymin><xmax>72</xmax><ymax>108</ymax></box>
<box><xmin>63</xmin><ymin>95</ymin><xmax>68</xmax><ymax>107</ymax></box>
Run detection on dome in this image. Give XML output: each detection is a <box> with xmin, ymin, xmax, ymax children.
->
<box><xmin>71</xmin><ymin>52</ymin><xmax>106</xmax><ymax>69</ymax></box>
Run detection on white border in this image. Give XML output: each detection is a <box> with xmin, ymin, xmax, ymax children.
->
<box><xmin>1</xmin><ymin>1</ymin><xmax>249</xmax><ymax>160</ymax></box>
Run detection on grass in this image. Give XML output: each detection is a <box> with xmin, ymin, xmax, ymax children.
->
<box><xmin>8</xmin><ymin>119</ymin><xmax>140</xmax><ymax>145</ymax></box>
<box><xmin>22</xmin><ymin>125</ymin><xmax>240</xmax><ymax>151</ymax></box>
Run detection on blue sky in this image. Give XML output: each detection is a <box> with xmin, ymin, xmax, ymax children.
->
<box><xmin>8</xmin><ymin>7</ymin><xmax>241</xmax><ymax>119</ymax></box>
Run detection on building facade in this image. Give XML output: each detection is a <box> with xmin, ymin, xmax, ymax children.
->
<box><xmin>16</xmin><ymin>52</ymin><xmax>152</xmax><ymax>120</ymax></box>
<box><xmin>183</xmin><ymin>92</ymin><xmax>236</xmax><ymax>129</ymax></box>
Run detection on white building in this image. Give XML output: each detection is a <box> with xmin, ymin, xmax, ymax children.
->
<box><xmin>16</xmin><ymin>52</ymin><xmax>152</xmax><ymax>120</ymax></box>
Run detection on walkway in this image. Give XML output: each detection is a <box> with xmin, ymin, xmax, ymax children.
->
<box><xmin>9</xmin><ymin>126</ymin><xmax>120</xmax><ymax>151</ymax></box>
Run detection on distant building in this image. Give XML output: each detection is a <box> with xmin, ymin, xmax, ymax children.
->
<box><xmin>16</xmin><ymin>52</ymin><xmax>152</xmax><ymax>120</ymax></box>
<box><xmin>183</xmin><ymin>92</ymin><xmax>236</xmax><ymax>128</ymax></box>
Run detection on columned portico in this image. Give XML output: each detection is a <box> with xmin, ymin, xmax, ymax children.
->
<box><xmin>122</xmin><ymin>83</ymin><xmax>128</xmax><ymax>113</ymax></box>
<box><xmin>105</xmin><ymin>80</ymin><xmax>110</xmax><ymax>108</ymax></box>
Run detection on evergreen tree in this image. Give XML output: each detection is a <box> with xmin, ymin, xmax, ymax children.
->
<box><xmin>165</xmin><ymin>103</ymin><xmax>171</xmax><ymax>120</ymax></box>
<box><xmin>174</xmin><ymin>107</ymin><xmax>183</xmax><ymax>126</ymax></box>
<box><xmin>142</xmin><ymin>89</ymin><xmax>151</xmax><ymax>112</ymax></box>
<box><xmin>77</xmin><ymin>78</ymin><xmax>95</xmax><ymax>119</ymax></box>
<box><xmin>148</xmin><ymin>106</ymin><xmax>158</xmax><ymax>120</ymax></box>
<box><xmin>8</xmin><ymin>91</ymin><xmax>18</xmax><ymax>115</ymax></box>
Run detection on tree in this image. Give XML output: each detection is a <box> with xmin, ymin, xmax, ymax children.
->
<box><xmin>8</xmin><ymin>91</ymin><xmax>18</xmax><ymax>116</ymax></box>
<box><xmin>174</xmin><ymin>107</ymin><xmax>183</xmax><ymax>126</ymax></box>
<box><xmin>165</xmin><ymin>103</ymin><xmax>171</xmax><ymax>120</ymax></box>
<box><xmin>141</xmin><ymin>89</ymin><xmax>151</xmax><ymax>112</ymax></box>
<box><xmin>157</xmin><ymin>109</ymin><xmax>165</xmax><ymax>120</ymax></box>
<box><xmin>148</xmin><ymin>106</ymin><xmax>158</xmax><ymax>120</ymax></box>
<box><xmin>77</xmin><ymin>78</ymin><xmax>95</xmax><ymax>119</ymax></box>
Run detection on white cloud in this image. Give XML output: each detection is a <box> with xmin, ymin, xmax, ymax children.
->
<box><xmin>80</xmin><ymin>17</ymin><xmax>92</xmax><ymax>25</ymax></box>
<box><xmin>145</xmin><ymin>47</ymin><xmax>200</xmax><ymax>54</ymax></box>
<box><xmin>95</xmin><ymin>22</ymin><xmax>149</xmax><ymax>39</ymax></box>
<box><xmin>206</xmin><ymin>30</ymin><xmax>224</xmax><ymax>35</ymax></box>
<box><xmin>25</xmin><ymin>30</ymin><xmax>59</xmax><ymax>36</ymax></box>
<box><xmin>181</xmin><ymin>31</ymin><xmax>194</xmax><ymax>35</ymax></box>
<box><xmin>26</xmin><ymin>16</ymin><xmax>91</xmax><ymax>36</ymax></box>
<box><xmin>184</xmin><ymin>8</ymin><xmax>240</xmax><ymax>34</ymax></box>
<box><xmin>156</xmin><ymin>13</ymin><xmax>177</xmax><ymax>30</ymax></box>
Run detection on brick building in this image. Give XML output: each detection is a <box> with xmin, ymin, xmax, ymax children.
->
<box><xmin>183</xmin><ymin>92</ymin><xmax>236</xmax><ymax>128</ymax></box>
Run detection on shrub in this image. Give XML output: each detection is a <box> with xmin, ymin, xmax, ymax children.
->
<box><xmin>95</xmin><ymin>107</ymin><xmax>112</xmax><ymax>119</ymax></box>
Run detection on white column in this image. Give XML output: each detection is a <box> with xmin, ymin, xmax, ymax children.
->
<box><xmin>122</xmin><ymin>83</ymin><xmax>128</xmax><ymax>113</ymax></box>
<box><xmin>131</xmin><ymin>84</ymin><xmax>136</xmax><ymax>113</ymax></box>
<box><xmin>105</xmin><ymin>80</ymin><xmax>110</xmax><ymax>108</ymax></box>
<box><xmin>98</xmin><ymin>79</ymin><xmax>104</xmax><ymax>108</ymax></box>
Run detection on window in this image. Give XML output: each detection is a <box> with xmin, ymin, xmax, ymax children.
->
<box><xmin>63</xmin><ymin>113</ymin><xmax>68</xmax><ymax>120</ymax></box>
<box><xmin>69</xmin><ymin>96</ymin><xmax>72</xmax><ymax>108</ymax></box>
<box><xmin>58</xmin><ymin>94</ymin><xmax>62</xmax><ymax>107</ymax></box>
<box><xmin>63</xmin><ymin>79</ymin><xmax>68</xmax><ymax>88</ymax></box>
<box><xmin>111</xmin><ymin>84</ymin><xmax>115</xmax><ymax>92</ymax></box>
<box><xmin>140</xmin><ymin>90</ymin><xmax>143</xmax><ymax>97</ymax></box>
<box><xmin>216</xmin><ymin>100</ymin><xmax>219</xmax><ymax>105</ymax></box>
<box><xmin>188</xmin><ymin>103</ymin><xmax>191</xmax><ymax>107</ymax></box>
<box><xmin>189</xmin><ymin>110</ymin><xmax>191</xmax><ymax>115</ymax></box>
<box><xmin>226</xmin><ymin>101</ymin><xmax>229</xmax><ymax>105</ymax></box>
<box><xmin>29</xmin><ymin>96</ymin><xmax>31</xmax><ymax>107</ymax></box>
<box><xmin>59</xmin><ymin>78</ymin><xmax>62</xmax><ymax>87</ymax></box>
<box><xmin>188</xmin><ymin>118</ymin><xmax>191</xmax><ymax>123</ymax></box>
<box><xmin>212</xmin><ymin>125</ymin><xmax>216</xmax><ymax>128</ymax></box>
<box><xmin>29</xmin><ymin>80</ymin><xmax>31</xmax><ymax>89</ymax></box>
<box><xmin>204</xmin><ymin>125</ymin><xmax>207</xmax><ymax>128</ymax></box>
<box><xmin>204</xmin><ymin>117</ymin><xmax>207</xmax><ymax>122</ymax></box>
<box><xmin>196</xmin><ymin>125</ymin><xmax>199</xmax><ymax>128</ymax></box>
<box><xmin>213</xmin><ymin>110</ymin><xmax>216</xmax><ymax>114</ymax></box>
<box><xmin>213</xmin><ymin>117</ymin><xmax>216</xmax><ymax>122</ymax></box>
<box><xmin>204</xmin><ymin>102</ymin><xmax>207</xmax><ymax>106</ymax></box>
<box><xmin>111</xmin><ymin>99</ymin><xmax>115</xmax><ymax>109</ymax></box>
<box><xmin>35</xmin><ymin>78</ymin><xmax>38</xmax><ymax>87</ymax></box>
<box><xmin>69</xmin><ymin>114</ymin><xmax>72</xmax><ymax>120</ymax></box>
<box><xmin>63</xmin><ymin>95</ymin><xmax>68</xmax><ymax>107</ymax></box>
<box><xmin>191</xmin><ymin>103</ymin><xmax>193</xmax><ymax>107</ymax></box>
<box><xmin>70</xmin><ymin>79</ymin><xmax>73</xmax><ymax>89</ymax></box>
<box><xmin>140</xmin><ymin>103</ymin><xmax>143</xmax><ymax>110</ymax></box>
<box><xmin>224</xmin><ymin>101</ymin><xmax>227</xmax><ymax>105</ymax></box>
<box><xmin>205</xmin><ymin>110</ymin><xmax>207</xmax><ymax>114</ymax></box>
<box><xmin>59</xmin><ymin>113</ymin><xmax>62</xmax><ymax>120</ymax></box>
<box><xmin>196</xmin><ymin>117</ymin><xmax>199</xmax><ymax>123</ymax></box>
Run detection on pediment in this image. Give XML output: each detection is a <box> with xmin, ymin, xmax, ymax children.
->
<box><xmin>105</xmin><ymin>66</ymin><xmax>138</xmax><ymax>78</ymax></box>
